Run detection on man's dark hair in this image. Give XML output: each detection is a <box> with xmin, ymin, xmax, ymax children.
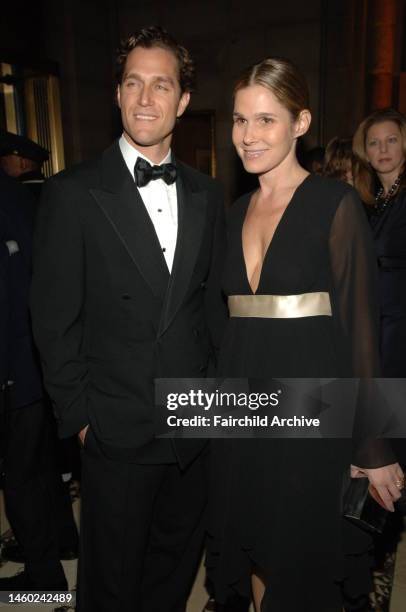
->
<box><xmin>116</xmin><ymin>25</ymin><xmax>195</xmax><ymax>93</ymax></box>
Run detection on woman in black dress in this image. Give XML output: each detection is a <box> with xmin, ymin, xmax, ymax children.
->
<box><xmin>353</xmin><ymin>109</ymin><xmax>406</xmax><ymax>382</ymax></box>
<box><xmin>207</xmin><ymin>59</ymin><xmax>404</xmax><ymax>612</ymax></box>
<box><xmin>353</xmin><ymin>108</ymin><xmax>406</xmax><ymax>608</ymax></box>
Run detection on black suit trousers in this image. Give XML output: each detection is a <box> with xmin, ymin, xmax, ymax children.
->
<box><xmin>3</xmin><ymin>397</ymin><xmax>78</xmax><ymax>588</ymax></box>
<box><xmin>77</xmin><ymin>432</ymin><xmax>208</xmax><ymax>612</ymax></box>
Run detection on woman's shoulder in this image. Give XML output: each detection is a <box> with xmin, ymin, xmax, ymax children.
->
<box><xmin>396</xmin><ymin>186</ymin><xmax>406</xmax><ymax>205</ymax></box>
<box><xmin>230</xmin><ymin>176</ymin><xmax>352</xmax><ymax>204</ymax></box>
<box><xmin>292</xmin><ymin>174</ymin><xmax>368</xmax><ymax>237</ymax></box>
<box><xmin>303</xmin><ymin>174</ymin><xmax>362</xmax><ymax>217</ymax></box>
<box><xmin>304</xmin><ymin>173</ymin><xmax>354</xmax><ymax>200</ymax></box>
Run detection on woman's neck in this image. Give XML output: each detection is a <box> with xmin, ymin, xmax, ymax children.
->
<box><xmin>378</xmin><ymin>171</ymin><xmax>400</xmax><ymax>195</ymax></box>
<box><xmin>258</xmin><ymin>158</ymin><xmax>308</xmax><ymax>197</ymax></box>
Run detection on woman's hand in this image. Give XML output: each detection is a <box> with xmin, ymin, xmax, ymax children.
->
<box><xmin>350</xmin><ymin>463</ymin><xmax>404</xmax><ymax>512</ymax></box>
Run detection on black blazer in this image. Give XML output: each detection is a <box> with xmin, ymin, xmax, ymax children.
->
<box><xmin>369</xmin><ymin>189</ymin><xmax>406</xmax><ymax>376</ymax></box>
<box><xmin>31</xmin><ymin>141</ymin><xmax>226</xmax><ymax>465</ymax></box>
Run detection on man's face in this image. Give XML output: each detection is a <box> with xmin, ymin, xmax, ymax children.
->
<box><xmin>117</xmin><ymin>46</ymin><xmax>190</xmax><ymax>163</ymax></box>
<box><xmin>0</xmin><ymin>154</ymin><xmax>24</xmax><ymax>178</ymax></box>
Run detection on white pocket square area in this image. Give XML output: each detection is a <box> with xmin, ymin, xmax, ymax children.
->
<box><xmin>5</xmin><ymin>240</ymin><xmax>19</xmax><ymax>255</ymax></box>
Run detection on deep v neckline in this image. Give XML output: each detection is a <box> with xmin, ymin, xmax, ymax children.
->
<box><xmin>241</xmin><ymin>174</ymin><xmax>311</xmax><ymax>295</ymax></box>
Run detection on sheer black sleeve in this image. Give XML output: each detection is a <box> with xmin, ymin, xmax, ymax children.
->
<box><xmin>329</xmin><ymin>188</ymin><xmax>395</xmax><ymax>467</ymax></box>
<box><xmin>329</xmin><ymin>189</ymin><xmax>380</xmax><ymax>377</ymax></box>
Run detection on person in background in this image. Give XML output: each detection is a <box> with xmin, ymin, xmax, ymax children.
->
<box><xmin>323</xmin><ymin>137</ymin><xmax>355</xmax><ymax>185</ymax></box>
<box><xmin>0</xmin><ymin>167</ymin><xmax>74</xmax><ymax>590</ymax></box>
<box><xmin>353</xmin><ymin>108</ymin><xmax>406</xmax><ymax>412</ymax></box>
<box><xmin>0</xmin><ymin>131</ymin><xmax>49</xmax><ymax>204</ymax></box>
<box><xmin>353</xmin><ymin>107</ymin><xmax>406</xmax><ymax>611</ymax></box>
<box><xmin>0</xmin><ymin>218</ymin><xmax>10</xmax><ymax>469</ymax></box>
<box><xmin>0</xmin><ymin>130</ymin><xmax>81</xmax><ymax>531</ymax></box>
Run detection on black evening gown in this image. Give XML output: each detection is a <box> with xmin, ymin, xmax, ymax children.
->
<box><xmin>207</xmin><ymin>175</ymin><xmax>393</xmax><ymax>612</ymax></box>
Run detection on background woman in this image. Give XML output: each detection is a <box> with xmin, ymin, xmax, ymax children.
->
<box><xmin>323</xmin><ymin>137</ymin><xmax>355</xmax><ymax>185</ymax></box>
<box><xmin>207</xmin><ymin>59</ymin><xmax>403</xmax><ymax>612</ymax></box>
<box><xmin>353</xmin><ymin>109</ymin><xmax>406</xmax><ymax>380</ymax></box>
<box><xmin>353</xmin><ymin>108</ymin><xmax>406</xmax><ymax>610</ymax></box>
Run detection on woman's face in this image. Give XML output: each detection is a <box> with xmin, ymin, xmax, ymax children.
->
<box><xmin>365</xmin><ymin>120</ymin><xmax>405</xmax><ymax>178</ymax></box>
<box><xmin>232</xmin><ymin>85</ymin><xmax>307</xmax><ymax>175</ymax></box>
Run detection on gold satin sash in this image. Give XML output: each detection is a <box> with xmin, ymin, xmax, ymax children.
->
<box><xmin>228</xmin><ymin>292</ymin><xmax>332</xmax><ymax>319</ymax></box>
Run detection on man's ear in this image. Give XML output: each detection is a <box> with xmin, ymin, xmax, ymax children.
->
<box><xmin>295</xmin><ymin>109</ymin><xmax>311</xmax><ymax>138</ymax></box>
<box><xmin>116</xmin><ymin>84</ymin><xmax>121</xmax><ymax>109</ymax></box>
<box><xmin>177</xmin><ymin>92</ymin><xmax>190</xmax><ymax>118</ymax></box>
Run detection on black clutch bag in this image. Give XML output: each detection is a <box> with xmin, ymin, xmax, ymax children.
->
<box><xmin>396</xmin><ymin>485</ymin><xmax>406</xmax><ymax>515</ymax></box>
<box><xmin>342</xmin><ymin>472</ymin><xmax>388</xmax><ymax>534</ymax></box>
<box><xmin>343</xmin><ymin>470</ymin><xmax>406</xmax><ymax>534</ymax></box>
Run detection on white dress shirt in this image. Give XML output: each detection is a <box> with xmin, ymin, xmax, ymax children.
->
<box><xmin>119</xmin><ymin>134</ymin><xmax>178</xmax><ymax>272</ymax></box>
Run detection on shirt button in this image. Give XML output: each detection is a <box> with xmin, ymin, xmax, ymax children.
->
<box><xmin>157</xmin><ymin>209</ymin><xmax>162</xmax><ymax>212</ymax></box>
<box><xmin>162</xmin><ymin>247</ymin><xmax>166</xmax><ymax>252</ymax></box>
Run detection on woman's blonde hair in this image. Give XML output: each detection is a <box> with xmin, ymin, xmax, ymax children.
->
<box><xmin>352</xmin><ymin>108</ymin><xmax>406</xmax><ymax>205</ymax></box>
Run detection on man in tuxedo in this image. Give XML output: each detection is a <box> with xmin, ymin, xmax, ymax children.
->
<box><xmin>31</xmin><ymin>26</ymin><xmax>225</xmax><ymax>612</ymax></box>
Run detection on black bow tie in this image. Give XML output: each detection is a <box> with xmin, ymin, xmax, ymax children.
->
<box><xmin>134</xmin><ymin>157</ymin><xmax>177</xmax><ymax>188</ymax></box>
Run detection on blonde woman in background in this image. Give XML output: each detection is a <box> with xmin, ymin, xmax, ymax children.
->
<box><xmin>353</xmin><ymin>108</ymin><xmax>406</xmax><ymax>610</ymax></box>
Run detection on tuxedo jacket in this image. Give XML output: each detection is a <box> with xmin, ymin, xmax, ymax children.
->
<box><xmin>30</xmin><ymin>141</ymin><xmax>226</xmax><ymax>465</ymax></box>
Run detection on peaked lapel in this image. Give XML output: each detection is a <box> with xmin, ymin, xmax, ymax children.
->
<box><xmin>90</xmin><ymin>141</ymin><xmax>169</xmax><ymax>299</ymax></box>
<box><xmin>158</xmin><ymin>162</ymin><xmax>208</xmax><ymax>336</ymax></box>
